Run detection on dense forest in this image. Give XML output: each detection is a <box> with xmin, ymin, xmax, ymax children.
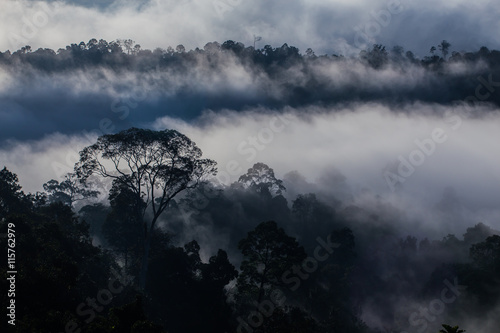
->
<box><xmin>1</xmin><ymin>125</ymin><xmax>499</xmax><ymax>333</ymax></box>
<box><xmin>2</xmin><ymin>39</ymin><xmax>500</xmax><ymax>108</ymax></box>
<box><xmin>1</xmin><ymin>39</ymin><xmax>500</xmax><ymax>142</ymax></box>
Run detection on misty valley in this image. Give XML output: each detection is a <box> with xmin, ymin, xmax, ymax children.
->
<box><xmin>1</xmin><ymin>37</ymin><xmax>500</xmax><ymax>333</ymax></box>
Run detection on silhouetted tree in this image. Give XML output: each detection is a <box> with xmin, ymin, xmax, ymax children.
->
<box><xmin>291</xmin><ymin>193</ymin><xmax>337</xmax><ymax>250</ymax></box>
<box><xmin>361</xmin><ymin>44</ymin><xmax>388</xmax><ymax>69</ymax></box>
<box><xmin>305</xmin><ymin>48</ymin><xmax>316</xmax><ymax>58</ymax></box>
<box><xmin>147</xmin><ymin>240</ymin><xmax>237</xmax><ymax>332</ymax></box>
<box><xmin>0</xmin><ymin>166</ymin><xmax>31</xmax><ymax>218</ymax></box>
<box><xmin>237</xmin><ymin>221</ymin><xmax>306</xmax><ymax>306</ymax></box>
<box><xmin>438</xmin><ymin>40</ymin><xmax>451</xmax><ymax>60</ymax></box>
<box><xmin>463</xmin><ymin>222</ymin><xmax>497</xmax><ymax>246</ymax></box>
<box><xmin>78</xmin><ymin>202</ymin><xmax>109</xmax><ymax>240</ymax></box>
<box><xmin>439</xmin><ymin>324</ymin><xmax>465</xmax><ymax>333</ymax></box>
<box><xmin>238</xmin><ymin>162</ymin><xmax>286</xmax><ymax>196</ymax></box>
<box><xmin>74</xmin><ymin>128</ymin><xmax>217</xmax><ymax>289</ymax></box>
<box><xmin>43</xmin><ymin>172</ymin><xmax>99</xmax><ymax>206</ymax></box>
<box><xmin>0</xmin><ymin>172</ymin><xmax>120</xmax><ymax>332</ymax></box>
<box><xmin>175</xmin><ymin>44</ymin><xmax>186</xmax><ymax>53</ymax></box>
<box><xmin>103</xmin><ymin>179</ymin><xmax>146</xmax><ymax>270</ymax></box>
<box><xmin>470</xmin><ymin>235</ymin><xmax>500</xmax><ymax>273</ymax></box>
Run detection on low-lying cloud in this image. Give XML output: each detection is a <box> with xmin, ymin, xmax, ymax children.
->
<box><xmin>2</xmin><ymin>104</ymin><xmax>499</xmax><ymax>240</ymax></box>
<box><xmin>1</xmin><ymin>45</ymin><xmax>500</xmax><ymax>142</ymax></box>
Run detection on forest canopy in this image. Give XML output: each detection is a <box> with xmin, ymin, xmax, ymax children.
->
<box><xmin>1</xmin><ymin>125</ymin><xmax>499</xmax><ymax>332</ymax></box>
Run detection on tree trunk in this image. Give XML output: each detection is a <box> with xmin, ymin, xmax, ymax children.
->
<box><xmin>139</xmin><ymin>230</ymin><xmax>152</xmax><ymax>289</ymax></box>
<box><xmin>124</xmin><ymin>245</ymin><xmax>128</xmax><ymax>270</ymax></box>
<box><xmin>139</xmin><ymin>216</ymin><xmax>158</xmax><ymax>290</ymax></box>
<box><xmin>257</xmin><ymin>266</ymin><xmax>268</xmax><ymax>304</ymax></box>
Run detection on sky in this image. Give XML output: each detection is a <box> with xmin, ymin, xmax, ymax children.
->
<box><xmin>1</xmin><ymin>0</ymin><xmax>500</xmax><ymax>56</ymax></box>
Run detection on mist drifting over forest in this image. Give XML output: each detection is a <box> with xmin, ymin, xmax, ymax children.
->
<box><xmin>1</xmin><ymin>1</ymin><xmax>500</xmax><ymax>333</ymax></box>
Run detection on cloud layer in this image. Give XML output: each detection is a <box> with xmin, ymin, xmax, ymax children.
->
<box><xmin>1</xmin><ymin>44</ymin><xmax>499</xmax><ymax>143</ymax></box>
<box><xmin>2</xmin><ymin>105</ymin><xmax>499</xmax><ymax>237</ymax></box>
